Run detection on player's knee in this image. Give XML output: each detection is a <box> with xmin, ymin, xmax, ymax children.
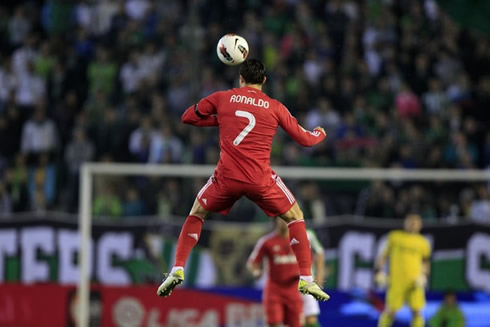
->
<box><xmin>279</xmin><ymin>203</ymin><xmax>304</xmax><ymax>223</ymax></box>
<box><xmin>384</xmin><ymin>310</ymin><xmax>396</xmax><ymax>319</ymax></box>
<box><xmin>189</xmin><ymin>199</ymin><xmax>210</xmax><ymax>220</ymax></box>
<box><xmin>305</xmin><ymin>315</ymin><xmax>318</xmax><ymax>325</ymax></box>
<box><xmin>411</xmin><ymin>309</ymin><xmax>421</xmax><ymax>317</ymax></box>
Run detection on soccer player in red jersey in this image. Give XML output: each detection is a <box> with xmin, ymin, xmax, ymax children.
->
<box><xmin>157</xmin><ymin>59</ymin><xmax>329</xmax><ymax>301</ymax></box>
<box><xmin>247</xmin><ymin>217</ymin><xmax>303</xmax><ymax>327</ymax></box>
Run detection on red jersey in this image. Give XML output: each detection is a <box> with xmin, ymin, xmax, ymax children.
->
<box><xmin>181</xmin><ymin>86</ymin><xmax>325</xmax><ymax>184</ymax></box>
<box><xmin>248</xmin><ymin>231</ymin><xmax>299</xmax><ymax>288</ymax></box>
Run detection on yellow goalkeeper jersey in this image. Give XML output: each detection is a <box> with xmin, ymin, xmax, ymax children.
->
<box><xmin>384</xmin><ymin>230</ymin><xmax>431</xmax><ymax>284</ymax></box>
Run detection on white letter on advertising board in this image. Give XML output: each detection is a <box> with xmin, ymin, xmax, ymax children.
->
<box><xmin>467</xmin><ymin>233</ymin><xmax>490</xmax><ymax>292</ymax></box>
<box><xmin>97</xmin><ymin>232</ymin><xmax>132</xmax><ymax>285</ymax></box>
<box><xmin>21</xmin><ymin>227</ymin><xmax>55</xmax><ymax>283</ymax></box>
<box><xmin>0</xmin><ymin>230</ymin><xmax>16</xmax><ymax>282</ymax></box>
<box><xmin>339</xmin><ymin>231</ymin><xmax>375</xmax><ymax>290</ymax></box>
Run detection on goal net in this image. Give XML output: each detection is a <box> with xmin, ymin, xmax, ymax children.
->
<box><xmin>77</xmin><ymin>163</ymin><xmax>490</xmax><ymax>326</ymax></box>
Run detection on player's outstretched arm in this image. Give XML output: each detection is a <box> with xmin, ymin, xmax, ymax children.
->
<box><xmin>246</xmin><ymin>261</ymin><xmax>263</xmax><ymax>278</ymax></box>
<box><xmin>308</xmin><ymin>229</ymin><xmax>326</xmax><ymax>285</ymax></box>
<box><xmin>314</xmin><ymin>250</ymin><xmax>325</xmax><ymax>285</ymax></box>
<box><xmin>181</xmin><ymin>92</ymin><xmax>221</xmax><ymax>127</ymax></box>
<box><xmin>247</xmin><ymin>236</ymin><xmax>267</xmax><ymax>278</ymax></box>
<box><xmin>277</xmin><ymin>104</ymin><xmax>326</xmax><ymax>146</ymax></box>
<box><xmin>374</xmin><ymin>237</ymin><xmax>390</xmax><ymax>287</ymax></box>
<box><xmin>181</xmin><ymin>104</ymin><xmax>218</xmax><ymax>126</ymax></box>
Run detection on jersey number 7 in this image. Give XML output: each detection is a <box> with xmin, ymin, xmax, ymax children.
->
<box><xmin>233</xmin><ymin>110</ymin><xmax>256</xmax><ymax>146</ymax></box>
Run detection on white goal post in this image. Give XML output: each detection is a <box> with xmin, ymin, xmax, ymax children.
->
<box><xmin>77</xmin><ymin>163</ymin><xmax>490</xmax><ymax>327</ymax></box>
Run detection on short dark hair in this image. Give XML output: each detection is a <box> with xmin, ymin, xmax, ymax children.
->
<box><xmin>239</xmin><ymin>59</ymin><xmax>265</xmax><ymax>85</ymax></box>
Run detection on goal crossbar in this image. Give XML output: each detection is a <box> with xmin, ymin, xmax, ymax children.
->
<box><xmin>77</xmin><ymin>163</ymin><xmax>490</xmax><ymax>326</ymax></box>
<box><xmin>83</xmin><ymin>163</ymin><xmax>490</xmax><ymax>181</ymax></box>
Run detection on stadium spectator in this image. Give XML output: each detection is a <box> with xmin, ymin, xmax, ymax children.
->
<box><xmin>87</xmin><ymin>47</ymin><xmax>117</xmax><ymax>96</ymax></box>
<box><xmin>0</xmin><ymin>57</ymin><xmax>16</xmax><ymax>109</ymax></box>
<box><xmin>148</xmin><ymin>123</ymin><xmax>183</xmax><ymax>164</ymax></box>
<box><xmin>483</xmin><ymin>132</ymin><xmax>490</xmax><ymax>167</ymax></box>
<box><xmin>0</xmin><ymin>0</ymin><xmax>488</xmax><ymax>219</ymax></box>
<box><xmin>5</xmin><ymin>155</ymin><xmax>29</xmax><ymax>212</ymax></box>
<box><xmin>93</xmin><ymin>183</ymin><xmax>122</xmax><ymax>218</ymax></box>
<box><xmin>469</xmin><ymin>185</ymin><xmax>490</xmax><ymax>222</ymax></box>
<box><xmin>74</xmin><ymin>0</ymin><xmax>95</xmax><ymax>30</ymax></box>
<box><xmin>8</xmin><ymin>6</ymin><xmax>31</xmax><ymax>47</ymax></box>
<box><xmin>92</xmin><ymin>0</ymin><xmax>119</xmax><ymax>36</ymax></box>
<box><xmin>423</xmin><ymin>79</ymin><xmax>449</xmax><ymax>116</ymax></box>
<box><xmin>138</xmin><ymin>42</ymin><xmax>165</xmax><ymax>82</ymax></box>
<box><xmin>28</xmin><ymin>153</ymin><xmax>56</xmax><ymax>207</ymax></box>
<box><xmin>305</xmin><ymin>98</ymin><xmax>341</xmax><ymax>134</ymax></box>
<box><xmin>0</xmin><ymin>182</ymin><xmax>12</xmax><ymax>215</ymax></box>
<box><xmin>15</xmin><ymin>62</ymin><xmax>46</xmax><ymax>109</ymax></box>
<box><xmin>444</xmin><ymin>132</ymin><xmax>478</xmax><ymax>169</ymax></box>
<box><xmin>12</xmin><ymin>34</ymin><xmax>38</xmax><ymax>77</ymax></box>
<box><xmin>129</xmin><ymin>115</ymin><xmax>153</xmax><ymax>162</ymax></box>
<box><xmin>64</xmin><ymin>127</ymin><xmax>94</xmax><ymax>210</ymax></box>
<box><xmin>429</xmin><ymin>291</ymin><xmax>465</xmax><ymax>327</ymax></box>
<box><xmin>125</xmin><ymin>0</ymin><xmax>150</xmax><ymax>21</ymax></box>
<box><xmin>20</xmin><ymin>105</ymin><xmax>57</xmax><ymax>158</ymax></box>
<box><xmin>34</xmin><ymin>42</ymin><xmax>55</xmax><ymax>80</ymax></box>
<box><xmin>122</xmin><ymin>187</ymin><xmax>145</xmax><ymax>216</ymax></box>
<box><xmin>395</xmin><ymin>83</ymin><xmax>421</xmax><ymax>119</ymax></box>
<box><xmin>120</xmin><ymin>49</ymin><xmax>143</xmax><ymax>94</ymax></box>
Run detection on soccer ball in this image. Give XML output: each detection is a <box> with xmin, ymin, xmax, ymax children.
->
<box><xmin>216</xmin><ymin>34</ymin><xmax>249</xmax><ymax>66</ymax></box>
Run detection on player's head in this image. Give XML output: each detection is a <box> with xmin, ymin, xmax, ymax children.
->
<box><xmin>274</xmin><ymin>217</ymin><xmax>289</xmax><ymax>236</ymax></box>
<box><xmin>443</xmin><ymin>291</ymin><xmax>457</xmax><ymax>307</ymax></box>
<box><xmin>404</xmin><ymin>214</ymin><xmax>422</xmax><ymax>233</ymax></box>
<box><xmin>239</xmin><ymin>59</ymin><xmax>266</xmax><ymax>87</ymax></box>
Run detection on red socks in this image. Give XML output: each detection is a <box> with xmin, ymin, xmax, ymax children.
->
<box><xmin>174</xmin><ymin>216</ymin><xmax>312</xmax><ymax>277</ymax></box>
<box><xmin>288</xmin><ymin>220</ymin><xmax>312</xmax><ymax>276</ymax></box>
<box><xmin>174</xmin><ymin>215</ymin><xmax>204</xmax><ymax>267</ymax></box>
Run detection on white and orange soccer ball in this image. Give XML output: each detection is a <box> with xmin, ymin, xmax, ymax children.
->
<box><xmin>216</xmin><ymin>34</ymin><xmax>249</xmax><ymax>66</ymax></box>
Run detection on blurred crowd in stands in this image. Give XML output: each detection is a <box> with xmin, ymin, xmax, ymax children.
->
<box><xmin>0</xmin><ymin>0</ymin><xmax>489</xmax><ymax>221</ymax></box>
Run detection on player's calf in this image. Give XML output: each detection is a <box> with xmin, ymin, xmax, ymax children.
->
<box><xmin>378</xmin><ymin>310</ymin><xmax>395</xmax><ymax>327</ymax></box>
<box><xmin>411</xmin><ymin>311</ymin><xmax>424</xmax><ymax>327</ymax></box>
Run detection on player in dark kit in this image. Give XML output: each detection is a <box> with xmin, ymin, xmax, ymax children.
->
<box><xmin>248</xmin><ymin>217</ymin><xmax>303</xmax><ymax>327</ymax></box>
<box><xmin>157</xmin><ymin>59</ymin><xmax>329</xmax><ymax>301</ymax></box>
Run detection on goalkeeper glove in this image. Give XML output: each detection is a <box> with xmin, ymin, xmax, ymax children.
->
<box><xmin>374</xmin><ymin>270</ymin><xmax>388</xmax><ymax>288</ymax></box>
<box><xmin>414</xmin><ymin>274</ymin><xmax>427</xmax><ymax>288</ymax></box>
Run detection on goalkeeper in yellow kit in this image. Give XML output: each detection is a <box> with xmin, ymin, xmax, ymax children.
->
<box><xmin>375</xmin><ymin>214</ymin><xmax>431</xmax><ymax>327</ymax></box>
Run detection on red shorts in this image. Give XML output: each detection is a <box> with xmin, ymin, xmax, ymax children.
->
<box><xmin>196</xmin><ymin>172</ymin><xmax>296</xmax><ymax>217</ymax></box>
<box><xmin>263</xmin><ymin>284</ymin><xmax>302</xmax><ymax>326</ymax></box>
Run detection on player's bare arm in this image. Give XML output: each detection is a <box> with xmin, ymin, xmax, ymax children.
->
<box><xmin>374</xmin><ymin>243</ymin><xmax>389</xmax><ymax>287</ymax></box>
<box><xmin>423</xmin><ymin>259</ymin><xmax>431</xmax><ymax>276</ymax></box>
<box><xmin>375</xmin><ymin>238</ymin><xmax>389</xmax><ymax>272</ymax></box>
<box><xmin>314</xmin><ymin>250</ymin><xmax>325</xmax><ymax>285</ymax></box>
<box><xmin>246</xmin><ymin>261</ymin><xmax>263</xmax><ymax>278</ymax></box>
<box><xmin>375</xmin><ymin>251</ymin><xmax>388</xmax><ymax>271</ymax></box>
<box><xmin>415</xmin><ymin>258</ymin><xmax>431</xmax><ymax>288</ymax></box>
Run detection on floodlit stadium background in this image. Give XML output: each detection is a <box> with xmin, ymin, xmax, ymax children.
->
<box><xmin>0</xmin><ymin>0</ymin><xmax>489</xmax><ymax>326</ymax></box>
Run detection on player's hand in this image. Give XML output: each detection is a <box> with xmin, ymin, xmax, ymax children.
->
<box><xmin>374</xmin><ymin>271</ymin><xmax>388</xmax><ymax>288</ymax></box>
<box><xmin>414</xmin><ymin>274</ymin><xmax>427</xmax><ymax>288</ymax></box>
<box><xmin>313</xmin><ymin>126</ymin><xmax>326</xmax><ymax>136</ymax></box>
<box><xmin>251</xmin><ymin>268</ymin><xmax>263</xmax><ymax>278</ymax></box>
